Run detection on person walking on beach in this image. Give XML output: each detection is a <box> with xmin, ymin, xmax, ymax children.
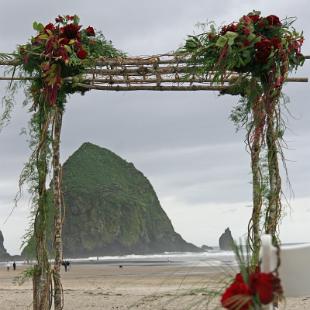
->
<box><xmin>6</xmin><ymin>262</ymin><xmax>10</xmax><ymax>271</ymax></box>
<box><xmin>62</xmin><ymin>260</ymin><xmax>70</xmax><ymax>272</ymax></box>
<box><xmin>13</xmin><ymin>262</ymin><xmax>16</xmax><ymax>271</ymax></box>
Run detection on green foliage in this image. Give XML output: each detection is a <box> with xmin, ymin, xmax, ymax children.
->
<box><xmin>180</xmin><ymin>11</ymin><xmax>306</xmax><ymax>260</ymax></box>
<box><xmin>0</xmin><ymin>15</ymin><xmax>124</xmax><ymax>261</ymax></box>
<box><xmin>13</xmin><ymin>266</ymin><xmax>35</xmax><ymax>286</ymax></box>
<box><xmin>22</xmin><ymin>143</ymin><xmax>198</xmax><ymax>257</ymax></box>
<box><xmin>17</xmin><ymin>14</ymin><xmax>124</xmax><ymax>108</ymax></box>
<box><xmin>180</xmin><ymin>11</ymin><xmax>304</xmax><ymax>87</ymax></box>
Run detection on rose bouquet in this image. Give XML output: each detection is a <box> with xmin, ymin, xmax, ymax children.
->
<box><xmin>220</xmin><ymin>242</ymin><xmax>283</xmax><ymax>310</ymax></box>
<box><xmin>17</xmin><ymin>14</ymin><xmax>122</xmax><ymax>107</ymax></box>
<box><xmin>181</xmin><ymin>11</ymin><xmax>304</xmax><ymax>88</ymax></box>
<box><xmin>221</xmin><ymin>269</ymin><xmax>282</xmax><ymax>309</ymax></box>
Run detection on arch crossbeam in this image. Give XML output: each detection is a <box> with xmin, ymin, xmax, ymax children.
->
<box><xmin>0</xmin><ymin>54</ymin><xmax>309</xmax><ymax>91</ymax></box>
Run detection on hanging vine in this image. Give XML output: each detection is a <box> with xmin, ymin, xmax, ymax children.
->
<box><xmin>180</xmin><ymin>11</ymin><xmax>305</xmax><ymax>262</ymax></box>
<box><xmin>1</xmin><ymin>15</ymin><xmax>123</xmax><ymax>310</ymax></box>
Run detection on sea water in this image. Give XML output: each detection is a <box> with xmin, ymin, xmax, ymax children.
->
<box><xmin>68</xmin><ymin>249</ymin><xmax>237</xmax><ymax>267</ymax></box>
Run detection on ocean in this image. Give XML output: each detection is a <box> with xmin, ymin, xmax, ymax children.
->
<box><xmin>66</xmin><ymin>249</ymin><xmax>237</xmax><ymax>267</ymax></box>
<box><xmin>1</xmin><ymin>249</ymin><xmax>236</xmax><ymax>267</ymax></box>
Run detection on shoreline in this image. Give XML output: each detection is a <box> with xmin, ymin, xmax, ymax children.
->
<box><xmin>1</xmin><ymin>263</ymin><xmax>309</xmax><ymax>309</ymax></box>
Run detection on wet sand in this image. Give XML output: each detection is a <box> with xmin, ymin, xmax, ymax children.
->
<box><xmin>0</xmin><ymin>263</ymin><xmax>309</xmax><ymax>309</ymax></box>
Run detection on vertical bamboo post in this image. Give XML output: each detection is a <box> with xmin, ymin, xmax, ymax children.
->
<box><xmin>33</xmin><ymin>105</ymin><xmax>52</xmax><ymax>310</ymax></box>
<box><xmin>52</xmin><ymin>107</ymin><xmax>64</xmax><ymax>310</ymax></box>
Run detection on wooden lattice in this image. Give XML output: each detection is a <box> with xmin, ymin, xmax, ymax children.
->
<box><xmin>0</xmin><ymin>54</ymin><xmax>309</xmax><ymax>91</ymax></box>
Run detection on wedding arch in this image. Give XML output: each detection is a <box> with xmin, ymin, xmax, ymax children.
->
<box><xmin>0</xmin><ymin>12</ymin><xmax>308</xmax><ymax>310</ymax></box>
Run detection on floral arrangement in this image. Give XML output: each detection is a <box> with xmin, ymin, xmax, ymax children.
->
<box><xmin>221</xmin><ymin>269</ymin><xmax>282</xmax><ymax>309</ymax></box>
<box><xmin>182</xmin><ymin>10</ymin><xmax>304</xmax><ymax>86</ymax></box>
<box><xmin>181</xmin><ymin>11</ymin><xmax>305</xmax><ymax>262</ymax></box>
<box><xmin>219</xmin><ymin>241</ymin><xmax>283</xmax><ymax>310</ymax></box>
<box><xmin>18</xmin><ymin>14</ymin><xmax>122</xmax><ymax>107</ymax></box>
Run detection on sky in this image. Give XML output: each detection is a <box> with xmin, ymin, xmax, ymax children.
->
<box><xmin>0</xmin><ymin>0</ymin><xmax>310</xmax><ymax>255</ymax></box>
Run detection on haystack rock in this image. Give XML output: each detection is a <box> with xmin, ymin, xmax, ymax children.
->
<box><xmin>23</xmin><ymin>142</ymin><xmax>201</xmax><ymax>257</ymax></box>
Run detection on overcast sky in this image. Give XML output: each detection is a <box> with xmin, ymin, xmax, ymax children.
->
<box><xmin>0</xmin><ymin>0</ymin><xmax>309</xmax><ymax>255</ymax></box>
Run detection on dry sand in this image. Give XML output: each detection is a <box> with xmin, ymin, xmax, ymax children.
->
<box><xmin>0</xmin><ymin>263</ymin><xmax>309</xmax><ymax>309</ymax></box>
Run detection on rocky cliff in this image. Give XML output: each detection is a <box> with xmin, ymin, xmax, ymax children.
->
<box><xmin>0</xmin><ymin>230</ymin><xmax>10</xmax><ymax>260</ymax></box>
<box><xmin>219</xmin><ymin>228</ymin><xmax>234</xmax><ymax>251</ymax></box>
<box><xmin>23</xmin><ymin>143</ymin><xmax>200</xmax><ymax>257</ymax></box>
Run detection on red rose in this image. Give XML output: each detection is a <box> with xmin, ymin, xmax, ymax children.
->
<box><xmin>250</xmin><ymin>272</ymin><xmax>282</xmax><ymax>305</ymax></box>
<box><xmin>249</xmin><ymin>15</ymin><xmax>260</xmax><ymax>23</ymax></box>
<box><xmin>62</xmin><ymin>23</ymin><xmax>81</xmax><ymax>39</ymax></box>
<box><xmin>255</xmin><ymin>39</ymin><xmax>273</xmax><ymax>63</ymax></box>
<box><xmin>76</xmin><ymin>49</ymin><xmax>88</xmax><ymax>59</ymax></box>
<box><xmin>271</xmin><ymin>37</ymin><xmax>282</xmax><ymax>50</ymax></box>
<box><xmin>66</xmin><ymin>15</ymin><xmax>75</xmax><ymax>21</ymax></box>
<box><xmin>44</xmin><ymin>23</ymin><xmax>55</xmax><ymax>33</ymax></box>
<box><xmin>86</xmin><ymin>26</ymin><xmax>95</xmax><ymax>36</ymax></box>
<box><xmin>243</xmin><ymin>39</ymin><xmax>251</xmax><ymax>47</ymax></box>
<box><xmin>235</xmin><ymin>273</ymin><xmax>244</xmax><ymax>283</ymax></box>
<box><xmin>221</xmin><ymin>275</ymin><xmax>252</xmax><ymax>310</ymax></box>
<box><xmin>242</xmin><ymin>15</ymin><xmax>252</xmax><ymax>25</ymax></box>
<box><xmin>258</xmin><ymin>19</ymin><xmax>266</xmax><ymax>29</ymax></box>
<box><xmin>55</xmin><ymin>15</ymin><xmax>64</xmax><ymax>23</ymax></box>
<box><xmin>249</xmin><ymin>272</ymin><xmax>273</xmax><ymax>304</ymax></box>
<box><xmin>220</xmin><ymin>23</ymin><xmax>238</xmax><ymax>35</ymax></box>
<box><xmin>266</xmin><ymin>15</ymin><xmax>282</xmax><ymax>27</ymax></box>
<box><xmin>243</xmin><ymin>27</ymin><xmax>251</xmax><ymax>36</ymax></box>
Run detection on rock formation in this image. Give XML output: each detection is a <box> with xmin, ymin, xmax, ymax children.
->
<box><xmin>0</xmin><ymin>230</ymin><xmax>10</xmax><ymax>260</ymax></box>
<box><xmin>219</xmin><ymin>228</ymin><xmax>234</xmax><ymax>251</ymax></box>
<box><xmin>23</xmin><ymin>142</ymin><xmax>201</xmax><ymax>257</ymax></box>
<box><xmin>201</xmin><ymin>244</ymin><xmax>213</xmax><ymax>251</ymax></box>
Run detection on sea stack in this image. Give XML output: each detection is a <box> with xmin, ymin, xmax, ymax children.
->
<box><xmin>0</xmin><ymin>230</ymin><xmax>10</xmax><ymax>260</ymax></box>
<box><xmin>219</xmin><ymin>227</ymin><xmax>234</xmax><ymax>251</ymax></box>
<box><xmin>23</xmin><ymin>142</ymin><xmax>201</xmax><ymax>257</ymax></box>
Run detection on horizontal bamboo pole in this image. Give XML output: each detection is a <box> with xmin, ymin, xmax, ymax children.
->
<box><xmin>0</xmin><ymin>76</ymin><xmax>34</xmax><ymax>81</ymax></box>
<box><xmin>0</xmin><ymin>76</ymin><xmax>308</xmax><ymax>84</ymax></box>
<box><xmin>1</xmin><ymin>55</ymin><xmax>309</xmax><ymax>68</ymax></box>
<box><xmin>0</xmin><ymin>59</ymin><xmax>19</xmax><ymax>66</ymax></box>
<box><xmin>76</xmin><ymin>83</ymin><xmax>230</xmax><ymax>91</ymax></box>
<box><xmin>0</xmin><ymin>76</ymin><xmax>307</xmax><ymax>83</ymax></box>
<box><xmin>85</xmin><ymin>66</ymin><xmax>193</xmax><ymax>76</ymax></box>
<box><xmin>95</xmin><ymin>57</ymin><xmax>190</xmax><ymax>66</ymax></box>
<box><xmin>84</xmin><ymin>77</ymin><xmax>309</xmax><ymax>83</ymax></box>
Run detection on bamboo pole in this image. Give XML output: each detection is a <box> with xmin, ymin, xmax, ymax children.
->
<box><xmin>95</xmin><ymin>57</ymin><xmax>190</xmax><ymax>66</ymax></box>
<box><xmin>0</xmin><ymin>76</ymin><xmax>307</xmax><ymax>83</ymax></box>
<box><xmin>84</xmin><ymin>77</ymin><xmax>309</xmax><ymax>83</ymax></box>
<box><xmin>52</xmin><ymin>107</ymin><xmax>64</xmax><ymax>310</ymax></box>
<box><xmin>1</xmin><ymin>55</ymin><xmax>309</xmax><ymax>68</ymax></box>
<box><xmin>0</xmin><ymin>59</ymin><xmax>19</xmax><ymax>66</ymax></box>
<box><xmin>76</xmin><ymin>83</ymin><xmax>231</xmax><ymax>91</ymax></box>
<box><xmin>85</xmin><ymin>66</ymin><xmax>195</xmax><ymax>76</ymax></box>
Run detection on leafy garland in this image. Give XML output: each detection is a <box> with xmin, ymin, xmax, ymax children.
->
<box><xmin>180</xmin><ymin>11</ymin><xmax>305</xmax><ymax>263</ymax></box>
<box><xmin>18</xmin><ymin>14</ymin><xmax>122</xmax><ymax>107</ymax></box>
<box><xmin>12</xmin><ymin>15</ymin><xmax>123</xmax><ymax>309</ymax></box>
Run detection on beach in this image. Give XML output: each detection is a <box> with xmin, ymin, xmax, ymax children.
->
<box><xmin>1</xmin><ymin>262</ymin><xmax>310</xmax><ymax>309</ymax></box>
